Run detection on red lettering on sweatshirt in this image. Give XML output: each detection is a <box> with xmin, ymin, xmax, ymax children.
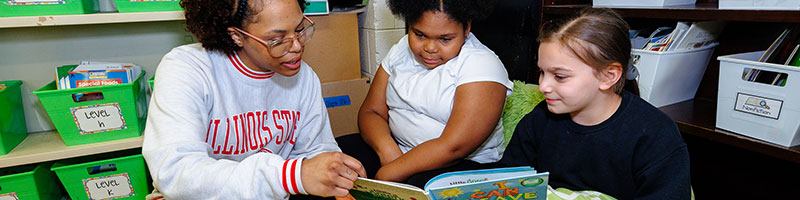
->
<box><xmin>207</xmin><ymin>109</ymin><xmax>301</xmax><ymax>155</ymax></box>
<box><xmin>210</xmin><ymin>119</ymin><xmax>221</xmax><ymax>154</ymax></box>
<box><xmin>273</xmin><ymin>110</ymin><xmax>284</xmax><ymax>144</ymax></box>
<box><xmin>221</xmin><ymin>118</ymin><xmax>234</xmax><ymax>155</ymax></box>
<box><xmin>247</xmin><ymin>112</ymin><xmax>260</xmax><ymax>150</ymax></box>
<box><xmin>261</xmin><ymin>111</ymin><xmax>272</xmax><ymax>145</ymax></box>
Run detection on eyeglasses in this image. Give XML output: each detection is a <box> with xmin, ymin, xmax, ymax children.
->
<box><xmin>233</xmin><ymin>15</ymin><xmax>315</xmax><ymax>57</ymax></box>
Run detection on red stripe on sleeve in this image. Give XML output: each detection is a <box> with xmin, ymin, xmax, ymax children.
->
<box><xmin>290</xmin><ymin>159</ymin><xmax>300</xmax><ymax>194</ymax></box>
<box><xmin>282</xmin><ymin>160</ymin><xmax>291</xmax><ymax>194</ymax></box>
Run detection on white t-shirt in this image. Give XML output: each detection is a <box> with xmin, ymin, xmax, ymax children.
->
<box><xmin>142</xmin><ymin>44</ymin><xmax>339</xmax><ymax>199</ymax></box>
<box><xmin>382</xmin><ymin>33</ymin><xmax>513</xmax><ymax>163</ymax></box>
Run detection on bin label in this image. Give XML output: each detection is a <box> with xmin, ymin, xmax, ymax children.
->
<box><xmin>734</xmin><ymin>93</ymin><xmax>783</xmax><ymax>120</ymax></box>
<box><xmin>0</xmin><ymin>193</ymin><xmax>19</xmax><ymax>200</ymax></box>
<box><xmin>71</xmin><ymin>103</ymin><xmax>127</xmax><ymax>135</ymax></box>
<box><xmin>7</xmin><ymin>0</ymin><xmax>64</xmax><ymax>6</ymax></box>
<box><xmin>83</xmin><ymin>173</ymin><xmax>135</xmax><ymax>200</ymax></box>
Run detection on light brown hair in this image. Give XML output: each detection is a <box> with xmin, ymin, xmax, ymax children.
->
<box><xmin>539</xmin><ymin>8</ymin><xmax>639</xmax><ymax>95</ymax></box>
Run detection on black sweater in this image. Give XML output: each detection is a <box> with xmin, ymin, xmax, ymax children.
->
<box><xmin>499</xmin><ymin>91</ymin><xmax>691</xmax><ymax>200</ymax></box>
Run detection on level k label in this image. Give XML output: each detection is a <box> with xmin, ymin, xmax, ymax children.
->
<box><xmin>83</xmin><ymin>173</ymin><xmax>135</xmax><ymax>200</ymax></box>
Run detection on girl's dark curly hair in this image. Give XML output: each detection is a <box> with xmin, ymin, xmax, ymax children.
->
<box><xmin>387</xmin><ymin>0</ymin><xmax>497</xmax><ymax>30</ymax></box>
<box><xmin>181</xmin><ymin>0</ymin><xmax>306</xmax><ymax>54</ymax></box>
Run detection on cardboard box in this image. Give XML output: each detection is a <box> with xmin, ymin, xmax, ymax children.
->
<box><xmin>359</xmin><ymin>28</ymin><xmax>406</xmax><ymax>76</ymax></box>
<box><xmin>305</xmin><ymin>13</ymin><xmax>362</xmax><ymax>83</ymax></box>
<box><xmin>321</xmin><ymin>77</ymin><xmax>370</xmax><ymax>138</ymax></box>
<box><xmin>357</xmin><ymin>0</ymin><xmax>405</xmax><ymax>30</ymax></box>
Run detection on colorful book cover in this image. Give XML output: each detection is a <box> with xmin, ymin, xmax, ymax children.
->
<box><xmin>67</xmin><ymin>69</ymin><xmax>130</xmax><ymax>88</ymax></box>
<box><xmin>349</xmin><ymin>167</ymin><xmax>549</xmax><ymax>200</ymax></box>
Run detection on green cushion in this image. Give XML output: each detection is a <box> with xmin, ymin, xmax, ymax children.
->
<box><xmin>501</xmin><ymin>80</ymin><xmax>545</xmax><ymax>147</ymax></box>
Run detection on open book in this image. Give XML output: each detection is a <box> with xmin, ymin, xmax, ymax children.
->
<box><xmin>348</xmin><ymin>167</ymin><xmax>549</xmax><ymax>200</ymax></box>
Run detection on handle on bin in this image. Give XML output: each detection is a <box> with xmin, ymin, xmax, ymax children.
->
<box><xmin>87</xmin><ymin>164</ymin><xmax>117</xmax><ymax>175</ymax></box>
<box><xmin>72</xmin><ymin>91</ymin><xmax>105</xmax><ymax>102</ymax></box>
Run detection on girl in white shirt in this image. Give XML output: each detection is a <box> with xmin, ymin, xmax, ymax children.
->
<box><xmin>348</xmin><ymin>0</ymin><xmax>512</xmax><ymax>188</ymax></box>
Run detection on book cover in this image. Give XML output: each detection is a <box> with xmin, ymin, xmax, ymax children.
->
<box><xmin>348</xmin><ymin>167</ymin><xmax>549</xmax><ymax>200</ymax></box>
<box><xmin>784</xmin><ymin>44</ymin><xmax>800</xmax><ymax>66</ymax></box>
<box><xmin>672</xmin><ymin>21</ymin><xmax>725</xmax><ymax>51</ymax></box>
<box><xmin>760</xmin><ymin>28</ymin><xmax>790</xmax><ymax>62</ymax></box>
<box><xmin>67</xmin><ymin>69</ymin><xmax>130</xmax><ymax>88</ymax></box>
<box><xmin>766</xmin><ymin>24</ymin><xmax>800</xmax><ymax>64</ymax></box>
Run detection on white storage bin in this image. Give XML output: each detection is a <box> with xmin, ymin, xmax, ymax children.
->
<box><xmin>716</xmin><ymin>51</ymin><xmax>800</xmax><ymax>147</ymax></box>
<box><xmin>719</xmin><ymin>0</ymin><xmax>800</xmax><ymax>10</ymax></box>
<box><xmin>593</xmin><ymin>0</ymin><xmax>696</xmax><ymax>7</ymax></box>
<box><xmin>631</xmin><ymin>43</ymin><xmax>718</xmax><ymax>107</ymax></box>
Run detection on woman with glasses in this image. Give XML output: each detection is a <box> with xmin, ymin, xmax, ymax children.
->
<box><xmin>344</xmin><ymin>0</ymin><xmax>512</xmax><ymax>188</ymax></box>
<box><xmin>141</xmin><ymin>0</ymin><xmax>365</xmax><ymax>199</ymax></box>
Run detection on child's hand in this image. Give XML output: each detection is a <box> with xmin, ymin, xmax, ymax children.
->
<box><xmin>375</xmin><ymin>164</ymin><xmax>407</xmax><ymax>182</ymax></box>
<box><xmin>301</xmin><ymin>152</ymin><xmax>366</xmax><ymax>197</ymax></box>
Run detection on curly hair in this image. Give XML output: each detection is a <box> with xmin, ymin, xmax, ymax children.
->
<box><xmin>181</xmin><ymin>0</ymin><xmax>306</xmax><ymax>54</ymax></box>
<box><xmin>387</xmin><ymin>0</ymin><xmax>497</xmax><ymax>30</ymax></box>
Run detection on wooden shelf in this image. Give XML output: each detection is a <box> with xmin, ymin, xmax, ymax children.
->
<box><xmin>543</xmin><ymin>4</ymin><xmax>800</xmax><ymax>22</ymax></box>
<box><xmin>0</xmin><ymin>11</ymin><xmax>185</xmax><ymax>28</ymax></box>
<box><xmin>659</xmin><ymin>99</ymin><xmax>800</xmax><ymax>164</ymax></box>
<box><xmin>0</xmin><ymin>131</ymin><xmax>143</xmax><ymax>168</ymax></box>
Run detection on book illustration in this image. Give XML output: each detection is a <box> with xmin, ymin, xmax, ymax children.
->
<box><xmin>349</xmin><ymin>167</ymin><xmax>549</xmax><ymax>200</ymax></box>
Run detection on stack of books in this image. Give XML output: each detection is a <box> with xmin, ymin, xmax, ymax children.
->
<box><xmin>56</xmin><ymin>61</ymin><xmax>142</xmax><ymax>90</ymax></box>
<box><xmin>746</xmin><ymin>24</ymin><xmax>800</xmax><ymax>87</ymax></box>
<box><xmin>636</xmin><ymin>21</ymin><xmax>725</xmax><ymax>52</ymax></box>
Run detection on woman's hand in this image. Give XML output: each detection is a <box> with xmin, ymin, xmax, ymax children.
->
<box><xmin>301</xmin><ymin>152</ymin><xmax>366</xmax><ymax>197</ymax></box>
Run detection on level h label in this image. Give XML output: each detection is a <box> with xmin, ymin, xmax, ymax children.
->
<box><xmin>83</xmin><ymin>173</ymin><xmax>135</xmax><ymax>200</ymax></box>
<box><xmin>71</xmin><ymin>103</ymin><xmax>127</xmax><ymax>134</ymax></box>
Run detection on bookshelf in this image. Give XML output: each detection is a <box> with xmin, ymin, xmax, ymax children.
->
<box><xmin>0</xmin><ymin>11</ymin><xmax>185</xmax><ymax>28</ymax></box>
<box><xmin>0</xmin><ymin>131</ymin><xmax>143</xmax><ymax>168</ymax></box>
<box><xmin>539</xmin><ymin>1</ymin><xmax>800</xmax><ymax>198</ymax></box>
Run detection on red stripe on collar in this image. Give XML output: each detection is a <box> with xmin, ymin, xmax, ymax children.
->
<box><xmin>228</xmin><ymin>54</ymin><xmax>274</xmax><ymax>79</ymax></box>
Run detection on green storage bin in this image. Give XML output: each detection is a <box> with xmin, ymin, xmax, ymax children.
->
<box><xmin>51</xmin><ymin>152</ymin><xmax>148</xmax><ymax>200</ymax></box>
<box><xmin>0</xmin><ymin>162</ymin><xmax>62</xmax><ymax>200</ymax></box>
<box><xmin>0</xmin><ymin>80</ymin><xmax>28</xmax><ymax>155</ymax></box>
<box><xmin>113</xmin><ymin>0</ymin><xmax>181</xmax><ymax>13</ymax></box>
<box><xmin>32</xmin><ymin>69</ymin><xmax>147</xmax><ymax>146</ymax></box>
<box><xmin>0</xmin><ymin>0</ymin><xmax>94</xmax><ymax>17</ymax></box>
<box><xmin>147</xmin><ymin>76</ymin><xmax>154</xmax><ymax>92</ymax></box>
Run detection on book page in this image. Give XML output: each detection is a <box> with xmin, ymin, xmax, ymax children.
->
<box><xmin>350</xmin><ymin>178</ymin><xmax>430</xmax><ymax>200</ymax></box>
<box><xmin>424</xmin><ymin>167</ymin><xmax>536</xmax><ymax>189</ymax></box>
<box><xmin>427</xmin><ymin>172</ymin><xmax>549</xmax><ymax>200</ymax></box>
